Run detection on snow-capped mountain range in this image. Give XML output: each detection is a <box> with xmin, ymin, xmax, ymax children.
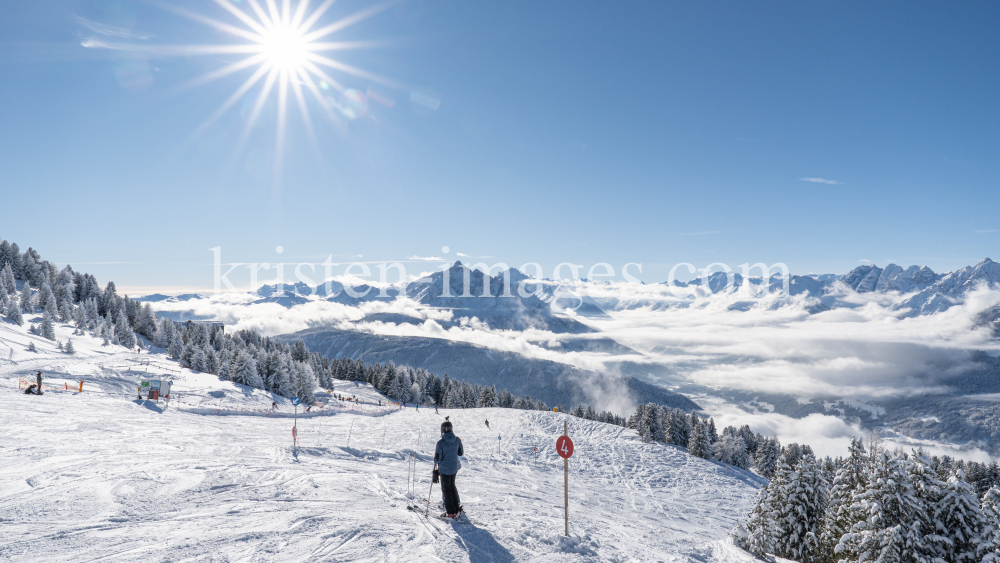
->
<box><xmin>141</xmin><ymin>257</ymin><xmax>1000</xmax><ymax>319</ymax></box>
<box><xmin>139</xmin><ymin>258</ymin><xmax>1000</xmax><ymax>456</ymax></box>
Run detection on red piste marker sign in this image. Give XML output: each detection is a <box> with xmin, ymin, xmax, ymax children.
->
<box><xmin>556</xmin><ymin>435</ymin><xmax>574</xmax><ymax>459</ymax></box>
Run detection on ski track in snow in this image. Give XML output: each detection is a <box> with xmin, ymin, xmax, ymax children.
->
<box><xmin>0</xmin><ymin>317</ymin><xmax>762</xmax><ymax>562</ymax></box>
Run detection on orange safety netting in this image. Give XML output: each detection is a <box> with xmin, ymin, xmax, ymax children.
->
<box><xmin>18</xmin><ymin>377</ymin><xmax>84</xmax><ymax>392</ymax></box>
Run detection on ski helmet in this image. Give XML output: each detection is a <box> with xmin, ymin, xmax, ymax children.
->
<box><xmin>441</xmin><ymin>420</ymin><xmax>453</xmax><ymax>434</ymax></box>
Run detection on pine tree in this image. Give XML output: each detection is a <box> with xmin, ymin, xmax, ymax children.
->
<box><xmin>232</xmin><ymin>351</ymin><xmax>263</xmax><ymax>389</ymax></box>
<box><xmin>275</xmin><ymin>354</ymin><xmax>295</xmax><ymax>397</ymax></box>
<box><xmin>6</xmin><ymin>296</ymin><xmax>24</xmax><ymax>325</ymax></box>
<box><xmin>73</xmin><ymin>304</ymin><xmax>87</xmax><ymax>330</ymax></box>
<box><xmin>836</xmin><ymin>450</ymin><xmax>926</xmax><ymax>563</ymax></box>
<box><xmin>979</xmin><ymin>486</ymin><xmax>1000</xmax><ymax>563</ymax></box>
<box><xmin>937</xmin><ymin>471</ymin><xmax>987</xmax><ymax>563</ymax></box>
<box><xmin>39</xmin><ymin>282</ymin><xmax>57</xmax><ymax>318</ymax></box>
<box><xmin>908</xmin><ymin>450</ymin><xmax>949</xmax><ymax>562</ymax></box>
<box><xmin>65</xmin><ymin>339</ymin><xmax>75</xmax><ymax>354</ymax></box>
<box><xmin>707</xmin><ymin>417</ymin><xmax>719</xmax><ymax>444</ymax></box>
<box><xmin>638</xmin><ymin>404</ymin><xmax>656</xmax><ymax>442</ymax></box>
<box><xmin>0</xmin><ymin>263</ymin><xmax>15</xmax><ymax>295</ymax></box>
<box><xmin>19</xmin><ymin>285</ymin><xmax>32</xmax><ymax>313</ymax></box>
<box><xmin>754</xmin><ymin>437</ymin><xmax>781</xmax><ymax>479</ymax></box>
<box><xmin>667</xmin><ymin>409</ymin><xmax>689</xmax><ymax>446</ymax></box>
<box><xmin>27</xmin><ymin>341</ymin><xmax>37</xmax><ymax>352</ymax></box>
<box><xmin>820</xmin><ymin>437</ymin><xmax>867</xmax><ymax>563</ymax></box>
<box><xmin>115</xmin><ymin>309</ymin><xmax>136</xmax><ymax>348</ymax></box>
<box><xmin>714</xmin><ymin>432</ymin><xmax>750</xmax><ymax>470</ymax></box>
<box><xmin>688</xmin><ymin>416</ymin><xmax>712</xmax><ymax>459</ymax></box>
<box><xmin>41</xmin><ymin>311</ymin><xmax>56</xmax><ymax>341</ymax></box>
<box><xmin>295</xmin><ymin>363</ymin><xmax>317</xmax><ymax>404</ymax></box>
<box><xmin>688</xmin><ymin>415</ymin><xmax>704</xmax><ymax>454</ymax></box>
<box><xmin>191</xmin><ymin>347</ymin><xmax>207</xmax><ymax>372</ymax></box>
<box><xmin>168</xmin><ymin>334</ymin><xmax>183</xmax><ymax>360</ymax></box>
<box><xmin>737</xmin><ymin>487</ymin><xmax>776</xmax><ymax>558</ymax></box>
<box><xmin>774</xmin><ymin>455</ymin><xmax>827</xmax><ymax>563</ymax></box>
<box><xmin>135</xmin><ymin>304</ymin><xmax>158</xmax><ymax>339</ymax></box>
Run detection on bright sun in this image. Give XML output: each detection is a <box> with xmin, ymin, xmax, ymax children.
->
<box><xmin>260</xmin><ymin>27</ymin><xmax>309</xmax><ymax>71</ymax></box>
<box><xmin>109</xmin><ymin>0</ymin><xmax>402</xmax><ymax>182</ymax></box>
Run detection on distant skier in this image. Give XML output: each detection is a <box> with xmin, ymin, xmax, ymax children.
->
<box><xmin>24</xmin><ymin>384</ymin><xmax>38</xmax><ymax>395</ymax></box>
<box><xmin>434</xmin><ymin>418</ymin><xmax>465</xmax><ymax>519</ymax></box>
<box><xmin>35</xmin><ymin>371</ymin><xmax>43</xmax><ymax>395</ymax></box>
<box><xmin>485</xmin><ymin>419</ymin><xmax>490</xmax><ymax>429</ymax></box>
<box><xmin>272</xmin><ymin>401</ymin><xmax>277</xmax><ymax>410</ymax></box>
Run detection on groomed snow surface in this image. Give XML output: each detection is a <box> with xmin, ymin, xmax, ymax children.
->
<box><xmin>0</xmin><ymin>316</ymin><xmax>763</xmax><ymax>562</ymax></box>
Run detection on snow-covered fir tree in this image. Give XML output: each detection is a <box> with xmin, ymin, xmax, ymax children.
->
<box><xmin>232</xmin><ymin>351</ymin><xmax>263</xmax><ymax>389</ymax></box>
<box><xmin>40</xmin><ymin>311</ymin><xmax>56</xmax><ymax>341</ymax></box>
<box><xmin>980</xmin><ymin>486</ymin><xmax>1000</xmax><ymax>563</ymax></box>
<box><xmin>739</xmin><ymin>487</ymin><xmax>776</xmax><ymax>558</ymax></box>
<box><xmin>714</xmin><ymin>429</ymin><xmax>751</xmax><ymax>470</ymax></box>
<box><xmin>19</xmin><ymin>285</ymin><xmax>32</xmax><ymax>313</ymax></box>
<box><xmin>5</xmin><ymin>294</ymin><xmax>24</xmax><ymax>325</ymax></box>
<box><xmin>820</xmin><ymin>436</ymin><xmax>867</xmax><ymax>563</ymax></box>
<box><xmin>836</xmin><ymin>450</ymin><xmax>925</xmax><ymax>563</ymax></box>
<box><xmin>65</xmin><ymin>339</ymin><xmax>75</xmax><ymax>354</ymax></box>
<box><xmin>754</xmin><ymin>437</ymin><xmax>781</xmax><ymax>479</ymax></box>
<box><xmin>936</xmin><ymin>471</ymin><xmax>987</xmax><ymax>563</ymax></box>
<box><xmin>773</xmin><ymin>455</ymin><xmax>827</xmax><ymax>563</ymax></box>
<box><xmin>0</xmin><ymin>263</ymin><xmax>15</xmax><ymax>295</ymax></box>
<box><xmin>115</xmin><ymin>309</ymin><xmax>136</xmax><ymax>348</ymax></box>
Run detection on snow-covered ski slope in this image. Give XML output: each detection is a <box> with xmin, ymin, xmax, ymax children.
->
<box><xmin>0</xmin><ymin>318</ymin><xmax>763</xmax><ymax>562</ymax></box>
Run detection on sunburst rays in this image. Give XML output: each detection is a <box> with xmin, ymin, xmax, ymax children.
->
<box><xmin>87</xmin><ymin>0</ymin><xmax>401</xmax><ymax>185</ymax></box>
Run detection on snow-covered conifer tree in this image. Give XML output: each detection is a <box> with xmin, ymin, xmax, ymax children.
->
<box><xmin>754</xmin><ymin>437</ymin><xmax>781</xmax><ymax>479</ymax></box>
<box><xmin>836</xmin><ymin>450</ymin><xmax>926</xmax><ymax>563</ymax></box>
<box><xmin>168</xmin><ymin>334</ymin><xmax>183</xmax><ymax>360</ymax></box>
<box><xmin>5</xmin><ymin>296</ymin><xmax>24</xmax><ymax>325</ymax></box>
<box><xmin>714</xmin><ymin>432</ymin><xmax>750</xmax><ymax>470</ymax></box>
<box><xmin>774</xmin><ymin>455</ymin><xmax>827</xmax><ymax>563</ymax></box>
<box><xmin>820</xmin><ymin>436</ymin><xmax>867</xmax><ymax>562</ymax></box>
<box><xmin>937</xmin><ymin>471</ymin><xmax>986</xmax><ymax>563</ymax></box>
<box><xmin>19</xmin><ymin>285</ymin><xmax>32</xmax><ymax>313</ymax></box>
<box><xmin>0</xmin><ymin>263</ymin><xmax>15</xmax><ymax>295</ymax></box>
<box><xmin>115</xmin><ymin>309</ymin><xmax>136</xmax><ymax>348</ymax></box>
<box><xmin>667</xmin><ymin>409</ymin><xmax>688</xmax><ymax>446</ymax></box>
<box><xmin>980</xmin><ymin>486</ymin><xmax>1000</xmax><ymax>563</ymax></box>
<box><xmin>65</xmin><ymin>339</ymin><xmax>75</xmax><ymax>354</ymax></box>
<box><xmin>73</xmin><ymin>304</ymin><xmax>87</xmax><ymax>330</ymax></box>
<box><xmin>233</xmin><ymin>351</ymin><xmax>263</xmax><ymax>389</ymax></box>
<box><xmin>191</xmin><ymin>347</ymin><xmax>207</xmax><ymax>372</ymax></box>
<box><xmin>41</xmin><ymin>311</ymin><xmax>56</xmax><ymax>341</ymax></box>
<box><xmin>707</xmin><ymin>417</ymin><xmax>719</xmax><ymax>444</ymax></box>
<box><xmin>907</xmin><ymin>450</ymin><xmax>949</xmax><ymax>562</ymax></box>
<box><xmin>294</xmin><ymin>362</ymin><xmax>317</xmax><ymax>404</ymax></box>
<box><xmin>738</xmin><ymin>488</ymin><xmax>776</xmax><ymax>558</ymax></box>
<box><xmin>27</xmin><ymin>341</ymin><xmax>37</xmax><ymax>352</ymax></box>
<box><xmin>135</xmin><ymin>304</ymin><xmax>157</xmax><ymax>339</ymax></box>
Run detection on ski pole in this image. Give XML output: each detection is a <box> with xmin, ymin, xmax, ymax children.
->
<box><xmin>426</xmin><ymin>462</ymin><xmax>437</xmax><ymax>517</ymax></box>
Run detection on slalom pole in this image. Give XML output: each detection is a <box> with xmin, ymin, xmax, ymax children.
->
<box><xmin>426</xmin><ymin>462</ymin><xmax>437</xmax><ymax>517</ymax></box>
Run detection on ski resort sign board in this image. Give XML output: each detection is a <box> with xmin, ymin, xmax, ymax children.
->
<box><xmin>139</xmin><ymin>379</ymin><xmax>171</xmax><ymax>402</ymax></box>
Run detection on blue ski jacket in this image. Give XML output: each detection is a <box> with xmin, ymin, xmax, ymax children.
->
<box><xmin>435</xmin><ymin>431</ymin><xmax>464</xmax><ymax>475</ymax></box>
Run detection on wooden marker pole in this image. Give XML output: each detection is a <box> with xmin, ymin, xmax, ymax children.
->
<box><xmin>564</xmin><ymin>420</ymin><xmax>569</xmax><ymax>537</ymax></box>
<box><xmin>556</xmin><ymin>419</ymin><xmax>575</xmax><ymax>537</ymax></box>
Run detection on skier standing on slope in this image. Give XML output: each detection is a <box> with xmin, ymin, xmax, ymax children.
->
<box><xmin>434</xmin><ymin>419</ymin><xmax>464</xmax><ymax>519</ymax></box>
<box><xmin>36</xmin><ymin>371</ymin><xmax>43</xmax><ymax>395</ymax></box>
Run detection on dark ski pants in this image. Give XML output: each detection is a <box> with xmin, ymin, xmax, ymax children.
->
<box><xmin>440</xmin><ymin>473</ymin><xmax>461</xmax><ymax>515</ymax></box>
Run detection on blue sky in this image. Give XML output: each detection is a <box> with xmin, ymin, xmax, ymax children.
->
<box><xmin>1</xmin><ymin>1</ymin><xmax>998</xmax><ymax>292</ymax></box>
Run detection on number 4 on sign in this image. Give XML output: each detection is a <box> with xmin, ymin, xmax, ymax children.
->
<box><xmin>557</xmin><ymin>435</ymin><xmax>574</xmax><ymax>458</ymax></box>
